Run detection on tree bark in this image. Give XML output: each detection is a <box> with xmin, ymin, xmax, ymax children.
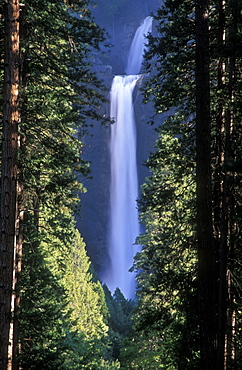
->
<box><xmin>222</xmin><ymin>1</ymin><xmax>237</xmax><ymax>366</ymax></box>
<box><xmin>214</xmin><ymin>0</ymin><xmax>227</xmax><ymax>367</ymax></box>
<box><xmin>195</xmin><ymin>0</ymin><xmax>217</xmax><ymax>368</ymax></box>
<box><xmin>0</xmin><ymin>1</ymin><xmax>20</xmax><ymax>369</ymax></box>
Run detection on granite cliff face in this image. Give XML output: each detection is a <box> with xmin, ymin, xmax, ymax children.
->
<box><xmin>76</xmin><ymin>0</ymin><xmax>165</xmax><ymax>279</ymax></box>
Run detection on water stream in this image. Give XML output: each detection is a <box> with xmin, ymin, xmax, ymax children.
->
<box><xmin>104</xmin><ymin>17</ymin><xmax>152</xmax><ymax>299</ymax></box>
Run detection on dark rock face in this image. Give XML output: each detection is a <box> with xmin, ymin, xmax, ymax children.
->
<box><xmin>93</xmin><ymin>0</ymin><xmax>160</xmax><ymax>75</ymax></box>
<box><xmin>76</xmin><ymin>0</ymin><xmax>164</xmax><ymax>278</ymax></box>
<box><xmin>77</xmin><ymin>122</ymin><xmax>111</xmax><ymax>276</ymax></box>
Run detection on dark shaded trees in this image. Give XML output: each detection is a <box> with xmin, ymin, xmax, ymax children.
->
<box><xmin>103</xmin><ymin>287</ymin><xmax>134</xmax><ymax>362</ymax></box>
<box><xmin>126</xmin><ymin>2</ymin><xmax>199</xmax><ymax>368</ymax></box>
<box><xmin>128</xmin><ymin>121</ymin><xmax>199</xmax><ymax>369</ymax></box>
<box><xmin>0</xmin><ymin>0</ymin><xmax>116</xmax><ymax>369</ymax></box>
<box><xmin>130</xmin><ymin>0</ymin><xmax>242</xmax><ymax>368</ymax></box>
<box><xmin>195</xmin><ymin>0</ymin><xmax>216</xmax><ymax>367</ymax></box>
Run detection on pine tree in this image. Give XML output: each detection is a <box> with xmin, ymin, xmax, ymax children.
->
<box><xmin>131</xmin><ymin>0</ymin><xmax>242</xmax><ymax>367</ymax></box>
<box><xmin>129</xmin><ymin>121</ymin><xmax>199</xmax><ymax>369</ymax></box>
<box><xmin>1</xmin><ymin>0</ymin><xmax>112</xmax><ymax>368</ymax></box>
<box><xmin>0</xmin><ymin>1</ymin><xmax>20</xmax><ymax>368</ymax></box>
<box><xmin>103</xmin><ymin>287</ymin><xmax>134</xmax><ymax>362</ymax></box>
<box><xmin>19</xmin><ymin>216</ymin><xmax>113</xmax><ymax>369</ymax></box>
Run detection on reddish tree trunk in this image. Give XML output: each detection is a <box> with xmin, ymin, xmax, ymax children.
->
<box><xmin>0</xmin><ymin>1</ymin><xmax>20</xmax><ymax>369</ymax></box>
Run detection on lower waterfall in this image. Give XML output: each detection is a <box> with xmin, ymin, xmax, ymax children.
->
<box><xmin>103</xmin><ymin>17</ymin><xmax>152</xmax><ymax>299</ymax></box>
<box><xmin>106</xmin><ymin>75</ymin><xmax>141</xmax><ymax>299</ymax></box>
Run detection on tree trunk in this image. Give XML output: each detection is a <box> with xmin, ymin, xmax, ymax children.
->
<box><xmin>11</xmin><ymin>4</ymin><xmax>27</xmax><ymax>368</ymax></box>
<box><xmin>195</xmin><ymin>0</ymin><xmax>217</xmax><ymax>368</ymax></box>
<box><xmin>0</xmin><ymin>1</ymin><xmax>20</xmax><ymax>369</ymax></box>
<box><xmin>222</xmin><ymin>1</ymin><xmax>237</xmax><ymax>366</ymax></box>
<box><xmin>214</xmin><ymin>0</ymin><xmax>227</xmax><ymax>367</ymax></box>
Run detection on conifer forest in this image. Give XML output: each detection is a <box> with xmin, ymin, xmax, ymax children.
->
<box><xmin>1</xmin><ymin>0</ymin><xmax>242</xmax><ymax>369</ymax></box>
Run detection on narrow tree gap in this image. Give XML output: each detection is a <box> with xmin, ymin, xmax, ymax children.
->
<box><xmin>195</xmin><ymin>0</ymin><xmax>216</xmax><ymax>368</ymax></box>
<box><xmin>224</xmin><ymin>0</ymin><xmax>238</xmax><ymax>366</ymax></box>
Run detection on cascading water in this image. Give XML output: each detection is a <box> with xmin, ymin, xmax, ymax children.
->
<box><xmin>126</xmin><ymin>16</ymin><xmax>153</xmax><ymax>75</ymax></box>
<box><xmin>103</xmin><ymin>17</ymin><xmax>152</xmax><ymax>299</ymax></box>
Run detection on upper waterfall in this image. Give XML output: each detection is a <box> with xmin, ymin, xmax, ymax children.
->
<box><xmin>125</xmin><ymin>16</ymin><xmax>153</xmax><ymax>75</ymax></box>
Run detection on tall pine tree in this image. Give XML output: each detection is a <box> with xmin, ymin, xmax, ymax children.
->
<box><xmin>0</xmin><ymin>1</ymin><xmax>20</xmax><ymax>368</ymax></box>
<box><xmin>131</xmin><ymin>0</ymin><xmax>242</xmax><ymax>367</ymax></box>
<box><xmin>0</xmin><ymin>0</ymin><xmax>114</xmax><ymax>368</ymax></box>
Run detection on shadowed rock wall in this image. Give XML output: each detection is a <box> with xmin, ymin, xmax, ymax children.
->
<box><xmin>76</xmin><ymin>0</ymin><xmax>165</xmax><ymax>278</ymax></box>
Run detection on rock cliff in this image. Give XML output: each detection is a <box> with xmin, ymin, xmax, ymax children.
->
<box><xmin>76</xmin><ymin>0</ymin><xmax>166</xmax><ymax>279</ymax></box>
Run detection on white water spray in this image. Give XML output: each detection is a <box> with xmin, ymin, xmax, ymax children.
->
<box><xmin>126</xmin><ymin>16</ymin><xmax>153</xmax><ymax>75</ymax></box>
<box><xmin>104</xmin><ymin>17</ymin><xmax>152</xmax><ymax>299</ymax></box>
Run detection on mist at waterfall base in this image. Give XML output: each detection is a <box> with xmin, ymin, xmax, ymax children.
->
<box><xmin>102</xmin><ymin>17</ymin><xmax>153</xmax><ymax>299</ymax></box>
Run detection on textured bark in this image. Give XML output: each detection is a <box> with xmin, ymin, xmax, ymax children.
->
<box><xmin>195</xmin><ymin>0</ymin><xmax>217</xmax><ymax>368</ymax></box>
<box><xmin>11</xmin><ymin>207</ymin><xmax>23</xmax><ymax>370</ymax></box>
<box><xmin>222</xmin><ymin>1</ymin><xmax>237</xmax><ymax>366</ymax></box>
<box><xmin>0</xmin><ymin>1</ymin><xmax>20</xmax><ymax>369</ymax></box>
<box><xmin>214</xmin><ymin>1</ymin><xmax>227</xmax><ymax>367</ymax></box>
<box><xmin>11</xmin><ymin>5</ymin><xmax>26</xmax><ymax>368</ymax></box>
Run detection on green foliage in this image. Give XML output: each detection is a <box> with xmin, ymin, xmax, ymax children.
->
<box><xmin>121</xmin><ymin>333</ymin><xmax>178</xmax><ymax>369</ymax></box>
<box><xmin>122</xmin><ymin>1</ymin><xmax>200</xmax><ymax>367</ymax></box>
<box><xmin>42</xmin><ymin>228</ymin><xmax>109</xmax><ymax>341</ymax></box>
<box><xmin>20</xmin><ymin>209</ymin><xmax>117</xmax><ymax>369</ymax></box>
<box><xmin>18</xmin><ymin>0</ymin><xmax>108</xmax><ymax>219</ymax></box>
<box><xmin>143</xmin><ymin>0</ymin><xmax>195</xmax><ymax>117</ymax></box>
<box><xmin>103</xmin><ymin>287</ymin><xmax>135</xmax><ymax>362</ymax></box>
<box><xmin>125</xmin><ymin>118</ymin><xmax>199</xmax><ymax>369</ymax></box>
<box><xmin>1</xmin><ymin>0</ymin><xmax>116</xmax><ymax>368</ymax></box>
<box><xmin>19</xmin><ymin>223</ymin><xmax>73</xmax><ymax>369</ymax></box>
<box><xmin>127</xmin><ymin>0</ymin><xmax>242</xmax><ymax>367</ymax></box>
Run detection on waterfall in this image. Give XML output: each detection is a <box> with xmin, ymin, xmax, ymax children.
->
<box><xmin>103</xmin><ymin>17</ymin><xmax>152</xmax><ymax>299</ymax></box>
<box><xmin>126</xmin><ymin>16</ymin><xmax>153</xmax><ymax>75</ymax></box>
<box><xmin>107</xmin><ymin>75</ymin><xmax>140</xmax><ymax>299</ymax></box>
